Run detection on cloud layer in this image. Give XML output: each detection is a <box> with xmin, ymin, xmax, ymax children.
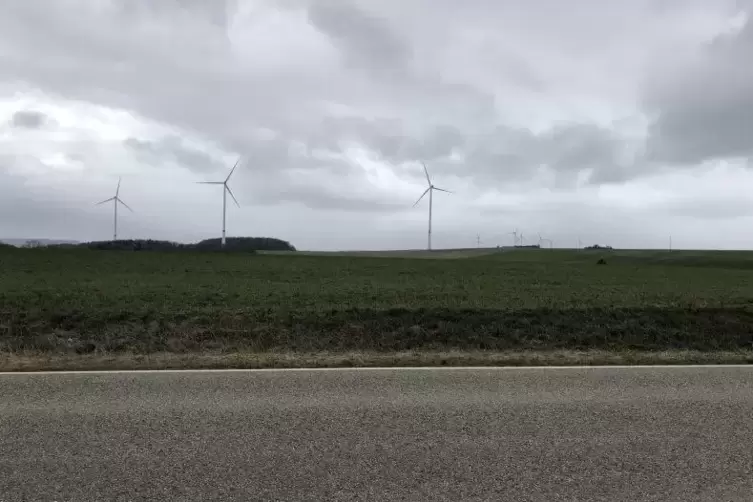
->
<box><xmin>1</xmin><ymin>0</ymin><xmax>752</xmax><ymax>249</ymax></box>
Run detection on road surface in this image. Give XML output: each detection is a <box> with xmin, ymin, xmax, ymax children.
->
<box><xmin>1</xmin><ymin>366</ymin><xmax>752</xmax><ymax>501</ymax></box>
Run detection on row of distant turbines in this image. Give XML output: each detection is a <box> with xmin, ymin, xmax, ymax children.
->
<box><xmin>414</xmin><ymin>162</ymin><xmax>554</xmax><ymax>250</ymax></box>
<box><xmin>96</xmin><ymin>158</ymin><xmax>552</xmax><ymax>250</ymax></box>
<box><xmin>506</xmin><ymin>229</ymin><xmax>553</xmax><ymax>248</ymax></box>
<box><xmin>96</xmin><ymin>159</ymin><xmax>241</xmax><ymax>246</ymax></box>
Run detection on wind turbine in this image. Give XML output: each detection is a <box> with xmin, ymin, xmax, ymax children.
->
<box><xmin>95</xmin><ymin>177</ymin><xmax>133</xmax><ymax>241</ymax></box>
<box><xmin>538</xmin><ymin>232</ymin><xmax>553</xmax><ymax>249</ymax></box>
<box><xmin>197</xmin><ymin>158</ymin><xmax>241</xmax><ymax>248</ymax></box>
<box><xmin>509</xmin><ymin>229</ymin><xmax>519</xmax><ymax>247</ymax></box>
<box><xmin>413</xmin><ymin>162</ymin><xmax>452</xmax><ymax>251</ymax></box>
<box><xmin>476</xmin><ymin>233</ymin><xmax>482</xmax><ymax>248</ymax></box>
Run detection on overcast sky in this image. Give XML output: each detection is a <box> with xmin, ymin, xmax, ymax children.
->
<box><xmin>1</xmin><ymin>0</ymin><xmax>753</xmax><ymax>250</ymax></box>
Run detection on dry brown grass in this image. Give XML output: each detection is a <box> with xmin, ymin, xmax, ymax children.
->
<box><xmin>2</xmin><ymin>350</ymin><xmax>751</xmax><ymax>372</ymax></box>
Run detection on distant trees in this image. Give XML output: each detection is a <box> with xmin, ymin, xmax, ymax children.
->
<box><xmin>81</xmin><ymin>240</ymin><xmax>183</xmax><ymax>251</ymax></box>
<box><xmin>192</xmin><ymin>237</ymin><xmax>296</xmax><ymax>252</ymax></box>
<box><xmin>584</xmin><ymin>244</ymin><xmax>613</xmax><ymax>250</ymax></box>
<box><xmin>48</xmin><ymin>237</ymin><xmax>296</xmax><ymax>253</ymax></box>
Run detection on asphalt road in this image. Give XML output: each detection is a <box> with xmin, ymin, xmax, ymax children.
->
<box><xmin>1</xmin><ymin>366</ymin><xmax>752</xmax><ymax>501</ymax></box>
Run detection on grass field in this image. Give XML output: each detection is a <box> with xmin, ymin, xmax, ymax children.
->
<box><xmin>1</xmin><ymin>247</ymin><xmax>753</xmax><ymax>369</ymax></box>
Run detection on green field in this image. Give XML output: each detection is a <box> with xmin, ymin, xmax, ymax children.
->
<box><xmin>2</xmin><ymin>247</ymin><xmax>753</xmax><ymax>368</ymax></box>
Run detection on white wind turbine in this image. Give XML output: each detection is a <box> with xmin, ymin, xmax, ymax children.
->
<box><xmin>413</xmin><ymin>162</ymin><xmax>452</xmax><ymax>251</ymax></box>
<box><xmin>95</xmin><ymin>177</ymin><xmax>133</xmax><ymax>241</ymax></box>
<box><xmin>538</xmin><ymin>232</ymin><xmax>553</xmax><ymax>249</ymax></box>
<box><xmin>509</xmin><ymin>229</ymin><xmax>519</xmax><ymax>247</ymax></box>
<box><xmin>197</xmin><ymin>158</ymin><xmax>241</xmax><ymax>248</ymax></box>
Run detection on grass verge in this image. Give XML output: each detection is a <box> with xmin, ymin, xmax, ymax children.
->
<box><xmin>4</xmin><ymin>307</ymin><xmax>753</xmax><ymax>354</ymax></box>
<box><xmin>2</xmin><ymin>350</ymin><xmax>752</xmax><ymax>372</ymax></box>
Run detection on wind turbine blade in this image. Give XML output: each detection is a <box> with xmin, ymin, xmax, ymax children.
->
<box><xmin>432</xmin><ymin>187</ymin><xmax>453</xmax><ymax>194</ymax></box>
<box><xmin>421</xmin><ymin>162</ymin><xmax>431</xmax><ymax>185</ymax></box>
<box><xmin>413</xmin><ymin>187</ymin><xmax>430</xmax><ymax>207</ymax></box>
<box><xmin>116</xmin><ymin>177</ymin><xmax>121</xmax><ymax>197</ymax></box>
<box><xmin>226</xmin><ymin>158</ymin><xmax>241</xmax><ymax>183</ymax></box>
<box><xmin>225</xmin><ymin>184</ymin><xmax>240</xmax><ymax>208</ymax></box>
<box><xmin>117</xmin><ymin>198</ymin><xmax>134</xmax><ymax>212</ymax></box>
<box><xmin>95</xmin><ymin>197</ymin><xmax>116</xmax><ymax>205</ymax></box>
<box><xmin>196</xmin><ymin>181</ymin><xmax>224</xmax><ymax>184</ymax></box>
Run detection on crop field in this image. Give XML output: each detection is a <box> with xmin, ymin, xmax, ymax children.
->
<box><xmin>2</xmin><ymin>247</ymin><xmax>753</xmax><ymax>365</ymax></box>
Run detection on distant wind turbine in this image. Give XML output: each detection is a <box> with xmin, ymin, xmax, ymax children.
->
<box><xmin>476</xmin><ymin>233</ymin><xmax>482</xmax><ymax>248</ymax></box>
<box><xmin>509</xmin><ymin>229</ymin><xmax>519</xmax><ymax>247</ymax></box>
<box><xmin>538</xmin><ymin>232</ymin><xmax>553</xmax><ymax>249</ymax></box>
<box><xmin>95</xmin><ymin>177</ymin><xmax>133</xmax><ymax>241</ymax></box>
<box><xmin>413</xmin><ymin>162</ymin><xmax>452</xmax><ymax>251</ymax></box>
<box><xmin>197</xmin><ymin>158</ymin><xmax>241</xmax><ymax>248</ymax></box>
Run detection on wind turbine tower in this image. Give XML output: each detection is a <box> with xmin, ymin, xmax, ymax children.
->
<box><xmin>413</xmin><ymin>162</ymin><xmax>452</xmax><ymax>251</ymax></box>
<box><xmin>509</xmin><ymin>229</ymin><xmax>519</xmax><ymax>247</ymax></box>
<box><xmin>95</xmin><ymin>177</ymin><xmax>133</xmax><ymax>241</ymax></box>
<box><xmin>538</xmin><ymin>232</ymin><xmax>553</xmax><ymax>249</ymax></box>
<box><xmin>197</xmin><ymin>158</ymin><xmax>241</xmax><ymax>248</ymax></box>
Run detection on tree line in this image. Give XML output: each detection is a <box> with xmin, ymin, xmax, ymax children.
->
<box><xmin>46</xmin><ymin>237</ymin><xmax>296</xmax><ymax>252</ymax></box>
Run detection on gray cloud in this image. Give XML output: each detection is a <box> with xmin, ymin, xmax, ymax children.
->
<box><xmin>308</xmin><ymin>117</ymin><xmax>466</xmax><ymax>168</ymax></box>
<box><xmin>305</xmin><ymin>114</ymin><xmax>639</xmax><ymax>188</ymax></box>
<box><xmin>448</xmin><ymin>122</ymin><xmax>641</xmax><ymax>188</ymax></box>
<box><xmin>643</xmin><ymin>9</ymin><xmax>753</xmax><ymax>164</ymax></box>
<box><xmin>116</xmin><ymin>0</ymin><xmax>238</xmax><ymax>31</ymax></box>
<box><xmin>9</xmin><ymin>109</ymin><xmax>47</xmax><ymax>129</ymax></box>
<box><xmin>0</xmin><ymin>0</ymin><xmax>635</xmax><ymax>191</ymax></box>
<box><xmin>3</xmin><ymin>0</ymin><xmax>753</xmax><ymax>249</ymax></box>
<box><xmin>307</xmin><ymin>1</ymin><xmax>411</xmax><ymax>76</ymax></box>
<box><xmin>124</xmin><ymin>136</ymin><xmax>226</xmax><ymax>174</ymax></box>
<box><xmin>255</xmin><ymin>185</ymin><xmax>406</xmax><ymax>213</ymax></box>
<box><xmin>661</xmin><ymin>195</ymin><xmax>753</xmax><ymax>220</ymax></box>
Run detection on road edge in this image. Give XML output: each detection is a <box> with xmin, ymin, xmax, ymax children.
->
<box><xmin>1</xmin><ymin>349</ymin><xmax>752</xmax><ymax>372</ymax></box>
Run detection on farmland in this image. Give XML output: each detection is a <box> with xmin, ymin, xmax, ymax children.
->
<box><xmin>1</xmin><ymin>247</ymin><xmax>753</xmax><ymax>369</ymax></box>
